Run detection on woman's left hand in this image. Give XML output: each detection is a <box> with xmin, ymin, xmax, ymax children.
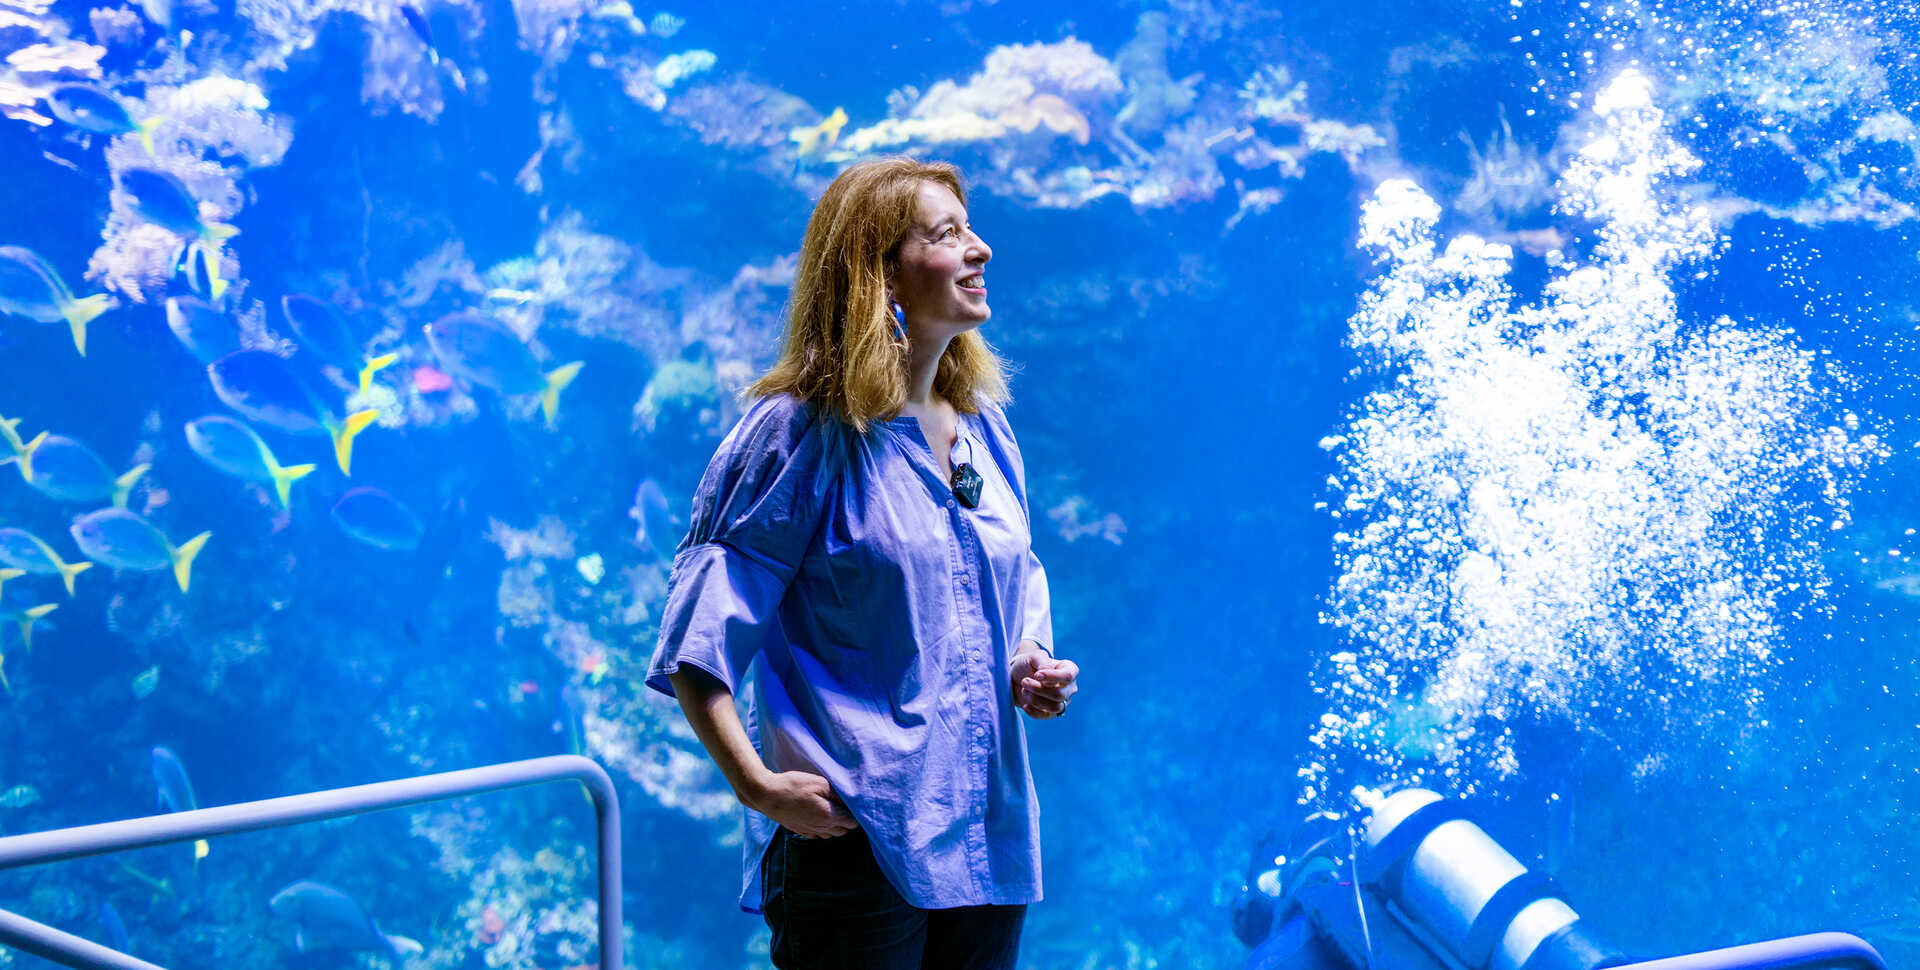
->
<box><xmin>1010</xmin><ymin>645</ymin><xmax>1078</xmax><ymax>719</ymax></box>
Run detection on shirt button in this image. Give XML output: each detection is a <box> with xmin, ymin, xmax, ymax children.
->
<box><xmin>946</xmin><ymin>498</ymin><xmax>956</xmax><ymax>509</ymax></box>
<box><xmin>959</xmin><ymin>574</ymin><xmax>971</xmax><ymax>587</ymax></box>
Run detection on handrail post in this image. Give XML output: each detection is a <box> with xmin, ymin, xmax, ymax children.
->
<box><xmin>0</xmin><ymin>755</ymin><xmax>621</xmax><ymax>970</ymax></box>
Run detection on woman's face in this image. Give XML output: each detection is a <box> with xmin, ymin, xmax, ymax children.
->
<box><xmin>892</xmin><ymin>181</ymin><xmax>992</xmax><ymax>336</ymax></box>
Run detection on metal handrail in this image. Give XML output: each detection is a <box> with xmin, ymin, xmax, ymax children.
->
<box><xmin>1610</xmin><ymin>932</ymin><xmax>1885</xmax><ymax>970</ymax></box>
<box><xmin>0</xmin><ymin>754</ymin><xmax>622</xmax><ymax>970</ymax></box>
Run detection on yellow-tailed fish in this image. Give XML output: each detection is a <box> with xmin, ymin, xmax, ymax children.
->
<box><xmin>330</xmin><ymin>487</ymin><xmax>424</xmax><ymax>551</ymax></box>
<box><xmin>359</xmin><ymin>352</ymin><xmax>398</xmax><ymax>395</ymax></box>
<box><xmin>116</xmin><ymin>168</ymin><xmax>238</xmax><ymax>300</ymax></box>
<box><xmin>1</xmin><ymin>425</ymin><xmax>147</xmax><ymax>506</ymax></box>
<box><xmin>151</xmin><ymin>746</ymin><xmax>211</xmax><ymax>866</ymax></box>
<box><xmin>791</xmin><ymin>107</ymin><xmax>848</xmax><ymax>157</ymax></box>
<box><xmin>423</xmin><ymin>311</ymin><xmax>583</xmax><ymax>427</ymax></box>
<box><xmin>206</xmin><ymin>350</ymin><xmax>380</xmax><ymax>475</ymax></box>
<box><xmin>45</xmin><ymin>83</ymin><xmax>163</xmax><ymax>156</ymax></box>
<box><xmin>184</xmin><ymin>415</ymin><xmax>316</xmax><ymax>507</ymax></box>
<box><xmin>68</xmin><ymin>509</ymin><xmax>208</xmax><ymax>593</ymax></box>
<box><xmin>0</xmin><ymin>245</ymin><xmax>116</xmax><ymax>355</ymax></box>
<box><xmin>0</xmin><ymin>602</ymin><xmax>57</xmax><ymax>692</ymax></box>
<box><xmin>0</xmin><ymin>528</ymin><xmax>91</xmax><ymax>595</ymax></box>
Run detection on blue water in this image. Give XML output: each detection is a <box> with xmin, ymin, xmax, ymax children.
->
<box><xmin>2</xmin><ymin>0</ymin><xmax>1919</xmax><ymax>966</ymax></box>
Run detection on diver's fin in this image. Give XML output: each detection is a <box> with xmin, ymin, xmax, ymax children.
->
<box><xmin>61</xmin><ymin>294</ymin><xmax>114</xmax><ymax>356</ymax></box>
<box><xmin>540</xmin><ymin>361</ymin><xmax>584</xmax><ymax>427</ymax></box>
<box><xmin>359</xmin><ymin>352</ymin><xmax>399</xmax><ymax>396</ymax></box>
<box><xmin>332</xmin><ymin>409</ymin><xmax>380</xmax><ymax>475</ymax></box>
<box><xmin>112</xmin><ymin>463</ymin><xmax>151</xmax><ymax>508</ymax></box>
<box><xmin>270</xmin><ymin>462</ymin><xmax>316</xmax><ymax>508</ymax></box>
<box><xmin>170</xmin><ymin>532</ymin><xmax>210</xmax><ymax>593</ymax></box>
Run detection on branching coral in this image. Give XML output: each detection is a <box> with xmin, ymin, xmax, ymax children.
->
<box><xmin>1047</xmin><ymin>495</ymin><xmax>1126</xmax><ymax>545</ymax></box>
<box><xmin>839</xmin><ymin>38</ymin><xmax>1119</xmax><ymax>156</ymax></box>
<box><xmin>486</xmin><ymin>212</ymin><xmax>690</xmax><ymax>364</ymax></box>
<box><xmin>87</xmin><ymin>76</ymin><xmax>290</xmax><ymax>303</ymax></box>
<box><xmin>662</xmin><ymin>76</ymin><xmax>813</xmax><ymax>151</ymax></box>
<box><xmin>234</xmin><ymin>0</ymin><xmax>480</xmax><ymax>119</ymax></box>
<box><xmin>488</xmin><ymin>515</ymin><xmax>576</xmax><ymax>562</ymax></box>
<box><xmin>828</xmin><ymin>29</ymin><xmax>1382</xmax><ymax>219</ymax></box>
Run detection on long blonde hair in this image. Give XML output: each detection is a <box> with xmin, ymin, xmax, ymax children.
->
<box><xmin>748</xmin><ymin>157</ymin><xmax>1010</xmax><ymax>432</ymax></box>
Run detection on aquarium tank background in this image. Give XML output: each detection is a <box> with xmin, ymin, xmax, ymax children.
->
<box><xmin>0</xmin><ymin>0</ymin><xmax>1917</xmax><ymax>965</ymax></box>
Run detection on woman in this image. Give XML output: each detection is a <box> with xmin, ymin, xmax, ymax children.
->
<box><xmin>645</xmin><ymin>157</ymin><xmax>1080</xmax><ymax>970</ymax></box>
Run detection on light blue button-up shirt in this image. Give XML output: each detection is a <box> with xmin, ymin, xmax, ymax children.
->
<box><xmin>646</xmin><ymin>392</ymin><xmax>1053</xmax><ymax>913</ymax></box>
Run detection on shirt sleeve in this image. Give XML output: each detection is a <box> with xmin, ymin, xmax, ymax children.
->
<box><xmin>1021</xmin><ymin>550</ymin><xmax>1054</xmax><ymax>656</ymax></box>
<box><xmin>646</xmin><ymin>395</ymin><xmax>834</xmax><ymax>698</ymax></box>
<box><xmin>975</xmin><ymin>395</ymin><xmax>1055</xmax><ymax>656</ymax></box>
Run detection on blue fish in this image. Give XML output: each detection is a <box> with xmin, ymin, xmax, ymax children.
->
<box><xmin>149</xmin><ymin>745</ymin><xmax>197</xmax><ymax>814</ymax></box>
<box><xmin>116</xmin><ymin>169</ymin><xmax>237</xmax><ymax>299</ymax></box>
<box><xmin>45</xmin><ymin>84</ymin><xmax>160</xmax><ymax>154</ymax></box>
<box><xmin>399</xmin><ymin>4</ymin><xmax>435</xmax><ymax>58</ymax></box>
<box><xmin>0</xmin><ymin>245</ymin><xmax>116</xmax><ymax>355</ymax></box>
<box><xmin>150</xmin><ymin>746</ymin><xmax>210</xmax><ymax>864</ymax></box>
<box><xmin>98</xmin><ymin>901</ymin><xmax>129</xmax><ymax>953</ymax></box>
<box><xmin>1</xmin><ymin>426</ymin><xmax>147</xmax><ymax>507</ymax></box>
<box><xmin>184</xmin><ymin>416</ymin><xmax>316</xmax><ymax>507</ymax></box>
<box><xmin>69</xmin><ymin>509</ymin><xmax>209</xmax><ymax>593</ymax></box>
<box><xmin>396</xmin><ymin>5</ymin><xmax>466</xmax><ymax>90</ymax></box>
<box><xmin>423</xmin><ymin>311</ymin><xmax>582</xmax><ymax>426</ymax></box>
<box><xmin>628</xmin><ymin>477</ymin><xmax>680</xmax><ymax>559</ymax></box>
<box><xmin>206</xmin><ymin>350</ymin><xmax>379</xmax><ymax>475</ymax></box>
<box><xmin>164</xmin><ymin>296</ymin><xmax>242</xmax><ymax>363</ymax></box>
<box><xmin>281</xmin><ymin>294</ymin><xmax>396</xmax><ymax>394</ymax></box>
<box><xmin>171</xmin><ymin>241</ymin><xmax>224</xmax><ymax>304</ymax></box>
<box><xmin>0</xmin><ymin>528</ymin><xmax>90</xmax><ymax>596</ymax></box>
<box><xmin>330</xmin><ymin>487</ymin><xmax>424</xmax><ymax>551</ymax></box>
<box><xmin>269</xmin><ymin>881</ymin><xmax>422</xmax><ymax>962</ymax></box>
<box><xmin>555</xmin><ymin>682</ymin><xmax>585</xmax><ymax>754</ymax></box>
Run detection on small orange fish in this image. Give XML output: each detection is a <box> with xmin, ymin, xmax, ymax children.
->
<box><xmin>413</xmin><ymin>365</ymin><xmax>453</xmax><ymax>393</ymax></box>
<box><xmin>478</xmin><ymin>903</ymin><xmax>504</xmax><ymax>943</ymax></box>
<box><xmin>578</xmin><ymin>653</ymin><xmax>610</xmax><ymax>684</ymax></box>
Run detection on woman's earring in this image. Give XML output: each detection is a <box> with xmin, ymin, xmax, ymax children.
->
<box><xmin>890</xmin><ymin>301</ymin><xmax>908</xmax><ymax>343</ymax></box>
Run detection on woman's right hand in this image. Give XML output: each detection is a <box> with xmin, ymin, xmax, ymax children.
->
<box><xmin>746</xmin><ymin>771</ymin><xmax>861</xmax><ymax>838</ymax></box>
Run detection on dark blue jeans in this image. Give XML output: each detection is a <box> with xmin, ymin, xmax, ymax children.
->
<box><xmin>761</xmin><ymin>827</ymin><xmax>1026</xmax><ymax>970</ymax></box>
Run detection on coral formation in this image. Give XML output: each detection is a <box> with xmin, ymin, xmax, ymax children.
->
<box><xmin>87</xmin><ymin>76</ymin><xmax>290</xmax><ymax>303</ymax></box>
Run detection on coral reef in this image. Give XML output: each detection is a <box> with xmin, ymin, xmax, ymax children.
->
<box><xmin>839</xmin><ymin>38</ymin><xmax>1120</xmax><ymax>155</ymax></box>
<box><xmin>87</xmin><ymin>76</ymin><xmax>290</xmax><ymax>304</ymax></box>
<box><xmin>827</xmin><ymin>28</ymin><xmax>1385</xmax><ymax>218</ymax></box>
<box><xmin>1047</xmin><ymin>495</ymin><xmax>1126</xmax><ymax>545</ymax></box>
